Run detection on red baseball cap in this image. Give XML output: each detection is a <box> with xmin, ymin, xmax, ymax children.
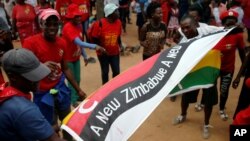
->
<box><xmin>38</xmin><ymin>8</ymin><xmax>60</xmax><ymax>21</ymax></box>
<box><xmin>65</xmin><ymin>3</ymin><xmax>82</xmax><ymax>19</ymax></box>
<box><xmin>219</xmin><ymin>10</ymin><xmax>239</xmax><ymax>21</ymax></box>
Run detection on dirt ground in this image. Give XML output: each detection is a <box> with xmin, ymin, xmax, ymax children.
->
<box><xmin>12</xmin><ymin>13</ymin><xmax>249</xmax><ymax>141</ymax></box>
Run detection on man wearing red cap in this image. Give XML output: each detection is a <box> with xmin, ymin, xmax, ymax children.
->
<box><xmin>23</xmin><ymin>8</ymin><xmax>86</xmax><ymax>140</ymax></box>
<box><xmin>62</xmin><ymin>3</ymin><xmax>106</xmax><ymax>106</ymax></box>
<box><xmin>212</xmin><ymin>10</ymin><xmax>245</xmax><ymax>121</ymax></box>
<box><xmin>71</xmin><ymin>0</ymin><xmax>91</xmax><ymax>41</ymax></box>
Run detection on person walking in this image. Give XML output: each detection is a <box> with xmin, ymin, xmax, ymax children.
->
<box><xmin>71</xmin><ymin>0</ymin><xmax>91</xmax><ymax>41</ymax></box>
<box><xmin>23</xmin><ymin>9</ymin><xmax>86</xmax><ymax>141</ymax></box>
<box><xmin>12</xmin><ymin>0</ymin><xmax>38</xmax><ymax>44</ymax></box>
<box><xmin>166</xmin><ymin>0</ymin><xmax>179</xmax><ymax>45</ymax></box>
<box><xmin>133</xmin><ymin>0</ymin><xmax>149</xmax><ymax>37</ymax></box>
<box><xmin>172</xmin><ymin>15</ymin><xmax>220</xmax><ymax>139</ymax></box>
<box><xmin>140</xmin><ymin>1</ymin><xmax>167</xmax><ymax>60</ymax></box>
<box><xmin>194</xmin><ymin>10</ymin><xmax>245</xmax><ymax>121</ymax></box>
<box><xmin>214</xmin><ymin>10</ymin><xmax>245</xmax><ymax>121</ymax></box>
<box><xmin>0</xmin><ymin>48</ymin><xmax>65</xmax><ymax>141</ymax></box>
<box><xmin>119</xmin><ymin>0</ymin><xmax>130</xmax><ymax>33</ymax></box>
<box><xmin>91</xmin><ymin>3</ymin><xmax>122</xmax><ymax>84</ymax></box>
<box><xmin>62</xmin><ymin>3</ymin><xmax>105</xmax><ymax>106</ymax></box>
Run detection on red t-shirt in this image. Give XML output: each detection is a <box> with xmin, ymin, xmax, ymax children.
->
<box><xmin>23</xmin><ymin>34</ymin><xmax>67</xmax><ymax>91</ymax></box>
<box><xmin>214</xmin><ymin>33</ymin><xmax>245</xmax><ymax>72</ymax></box>
<box><xmin>161</xmin><ymin>1</ymin><xmax>171</xmax><ymax>25</ymax></box>
<box><xmin>12</xmin><ymin>4</ymin><xmax>36</xmax><ymax>23</ymax></box>
<box><xmin>62</xmin><ymin>22</ymin><xmax>82</xmax><ymax>62</ymax></box>
<box><xmin>71</xmin><ymin>0</ymin><xmax>90</xmax><ymax>21</ymax></box>
<box><xmin>55</xmin><ymin>0</ymin><xmax>71</xmax><ymax>21</ymax></box>
<box><xmin>92</xmin><ymin>18</ymin><xmax>122</xmax><ymax>56</ymax></box>
<box><xmin>12</xmin><ymin>4</ymin><xmax>37</xmax><ymax>43</ymax></box>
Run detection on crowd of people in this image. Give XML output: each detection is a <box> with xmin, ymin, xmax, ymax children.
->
<box><xmin>0</xmin><ymin>0</ymin><xmax>250</xmax><ymax>140</ymax></box>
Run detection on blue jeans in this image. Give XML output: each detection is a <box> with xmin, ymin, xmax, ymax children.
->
<box><xmin>98</xmin><ymin>54</ymin><xmax>120</xmax><ymax>84</ymax></box>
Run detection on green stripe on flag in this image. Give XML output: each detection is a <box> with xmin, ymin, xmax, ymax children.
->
<box><xmin>169</xmin><ymin>50</ymin><xmax>221</xmax><ymax>96</ymax></box>
<box><xmin>170</xmin><ymin>66</ymin><xmax>220</xmax><ymax>95</ymax></box>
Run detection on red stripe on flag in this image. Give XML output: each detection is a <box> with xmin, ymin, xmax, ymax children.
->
<box><xmin>66</xmin><ymin>54</ymin><xmax>160</xmax><ymax>134</ymax></box>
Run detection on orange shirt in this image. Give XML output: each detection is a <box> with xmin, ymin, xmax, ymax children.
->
<box><xmin>92</xmin><ymin>18</ymin><xmax>122</xmax><ymax>56</ymax></box>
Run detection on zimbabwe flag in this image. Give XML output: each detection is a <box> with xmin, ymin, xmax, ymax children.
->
<box><xmin>61</xmin><ymin>28</ymin><xmax>233</xmax><ymax>141</ymax></box>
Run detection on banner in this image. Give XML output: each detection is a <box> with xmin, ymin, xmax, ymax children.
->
<box><xmin>61</xmin><ymin>29</ymin><xmax>232</xmax><ymax>141</ymax></box>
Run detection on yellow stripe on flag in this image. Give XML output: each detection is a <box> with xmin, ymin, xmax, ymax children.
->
<box><xmin>190</xmin><ymin>50</ymin><xmax>221</xmax><ymax>73</ymax></box>
<box><xmin>62</xmin><ymin>110</ymin><xmax>75</xmax><ymax>124</ymax></box>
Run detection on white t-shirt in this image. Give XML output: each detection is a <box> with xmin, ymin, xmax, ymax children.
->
<box><xmin>178</xmin><ymin>22</ymin><xmax>224</xmax><ymax>42</ymax></box>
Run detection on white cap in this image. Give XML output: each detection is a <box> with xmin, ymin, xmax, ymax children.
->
<box><xmin>104</xmin><ymin>3</ymin><xmax>118</xmax><ymax>17</ymax></box>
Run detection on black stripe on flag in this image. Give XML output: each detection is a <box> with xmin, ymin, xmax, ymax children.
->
<box><xmin>80</xmin><ymin>29</ymin><xmax>230</xmax><ymax>140</ymax></box>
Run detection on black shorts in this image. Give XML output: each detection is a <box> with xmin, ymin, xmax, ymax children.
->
<box><xmin>181</xmin><ymin>89</ymin><xmax>199</xmax><ymax>104</ymax></box>
<box><xmin>182</xmin><ymin>86</ymin><xmax>218</xmax><ymax>106</ymax></box>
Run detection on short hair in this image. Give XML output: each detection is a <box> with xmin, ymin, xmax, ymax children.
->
<box><xmin>180</xmin><ymin>15</ymin><xmax>196</xmax><ymax>26</ymax></box>
<box><xmin>146</xmin><ymin>2</ymin><xmax>161</xmax><ymax>19</ymax></box>
<box><xmin>188</xmin><ymin>5</ymin><xmax>202</xmax><ymax>18</ymax></box>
